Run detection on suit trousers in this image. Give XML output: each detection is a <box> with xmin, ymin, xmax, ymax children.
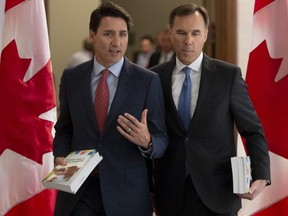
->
<box><xmin>71</xmin><ymin>176</ymin><xmax>106</xmax><ymax>216</ymax></box>
<box><xmin>182</xmin><ymin>176</ymin><xmax>237</xmax><ymax>216</ymax></box>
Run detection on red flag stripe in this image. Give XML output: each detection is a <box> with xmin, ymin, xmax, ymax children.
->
<box><xmin>5</xmin><ymin>0</ymin><xmax>26</xmax><ymax>12</ymax></box>
<box><xmin>253</xmin><ymin>196</ymin><xmax>288</xmax><ymax>216</ymax></box>
<box><xmin>0</xmin><ymin>0</ymin><xmax>56</xmax><ymax>215</ymax></box>
<box><xmin>254</xmin><ymin>0</ymin><xmax>276</xmax><ymax>14</ymax></box>
<box><xmin>242</xmin><ymin>0</ymin><xmax>288</xmax><ymax>215</ymax></box>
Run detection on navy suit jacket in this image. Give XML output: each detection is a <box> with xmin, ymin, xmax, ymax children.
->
<box><xmin>151</xmin><ymin>55</ymin><xmax>270</xmax><ymax>215</ymax></box>
<box><xmin>148</xmin><ymin>51</ymin><xmax>175</xmax><ymax>68</ymax></box>
<box><xmin>148</xmin><ymin>51</ymin><xmax>162</xmax><ymax>68</ymax></box>
<box><xmin>53</xmin><ymin>58</ymin><xmax>168</xmax><ymax>216</ymax></box>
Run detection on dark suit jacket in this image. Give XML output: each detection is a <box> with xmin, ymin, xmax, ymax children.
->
<box><xmin>148</xmin><ymin>51</ymin><xmax>175</xmax><ymax>68</ymax></box>
<box><xmin>148</xmin><ymin>51</ymin><xmax>162</xmax><ymax>68</ymax></box>
<box><xmin>151</xmin><ymin>55</ymin><xmax>270</xmax><ymax>215</ymax></box>
<box><xmin>53</xmin><ymin>58</ymin><xmax>168</xmax><ymax>216</ymax></box>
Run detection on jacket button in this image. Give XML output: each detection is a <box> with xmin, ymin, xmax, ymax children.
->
<box><xmin>185</xmin><ymin>137</ymin><xmax>189</xmax><ymax>143</ymax></box>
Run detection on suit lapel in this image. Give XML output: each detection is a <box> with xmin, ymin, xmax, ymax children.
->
<box><xmin>78</xmin><ymin>60</ymin><xmax>99</xmax><ymax>132</ymax></box>
<box><xmin>103</xmin><ymin>59</ymin><xmax>133</xmax><ymax>134</ymax></box>
<box><xmin>159</xmin><ymin>59</ymin><xmax>188</xmax><ymax>132</ymax></box>
<box><xmin>190</xmin><ymin>55</ymin><xmax>216</xmax><ymax>127</ymax></box>
<box><xmin>157</xmin><ymin>56</ymin><xmax>216</xmax><ymax>133</ymax></box>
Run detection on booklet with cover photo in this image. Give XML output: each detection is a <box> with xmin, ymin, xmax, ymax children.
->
<box><xmin>42</xmin><ymin>149</ymin><xmax>102</xmax><ymax>194</ymax></box>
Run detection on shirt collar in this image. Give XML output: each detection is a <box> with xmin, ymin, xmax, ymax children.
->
<box><xmin>175</xmin><ymin>52</ymin><xmax>203</xmax><ymax>73</ymax></box>
<box><xmin>93</xmin><ymin>57</ymin><xmax>124</xmax><ymax>78</ymax></box>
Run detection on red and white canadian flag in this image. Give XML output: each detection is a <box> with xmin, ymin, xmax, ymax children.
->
<box><xmin>0</xmin><ymin>0</ymin><xmax>56</xmax><ymax>215</ymax></box>
<box><xmin>240</xmin><ymin>0</ymin><xmax>288</xmax><ymax>215</ymax></box>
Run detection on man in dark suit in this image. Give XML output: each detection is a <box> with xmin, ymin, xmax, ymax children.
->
<box><xmin>132</xmin><ymin>35</ymin><xmax>155</xmax><ymax>68</ymax></box>
<box><xmin>148</xmin><ymin>28</ymin><xmax>175</xmax><ymax>68</ymax></box>
<box><xmin>150</xmin><ymin>4</ymin><xmax>270</xmax><ymax>216</ymax></box>
<box><xmin>53</xmin><ymin>2</ymin><xmax>168</xmax><ymax>216</ymax></box>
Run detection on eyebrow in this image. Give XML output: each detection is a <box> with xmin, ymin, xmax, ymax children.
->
<box><xmin>103</xmin><ymin>29</ymin><xmax>128</xmax><ymax>33</ymax></box>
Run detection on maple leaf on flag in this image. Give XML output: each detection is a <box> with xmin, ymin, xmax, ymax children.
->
<box><xmin>240</xmin><ymin>0</ymin><xmax>288</xmax><ymax>215</ymax></box>
<box><xmin>246</xmin><ymin>40</ymin><xmax>288</xmax><ymax>159</ymax></box>
<box><xmin>0</xmin><ymin>40</ymin><xmax>55</xmax><ymax>163</ymax></box>
<box><xmin>250</xmin><ymin>0</ymin><xmax>288</xmax><ymax>83</ymax></box>
<box><xmin>0</xmin><ymin>0</ymin><xmax>57</xmax><ymax>215</ymax></box>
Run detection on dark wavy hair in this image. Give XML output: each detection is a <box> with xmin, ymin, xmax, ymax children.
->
<box><xmin>169</xmin><ymin>3</ymin><xmax>210</xmax><ymax>29</ymax></box>
<box><xmin>89</xmin><ymin>1</ymin><xmax>133</xmax><ymax>33</ymax></box>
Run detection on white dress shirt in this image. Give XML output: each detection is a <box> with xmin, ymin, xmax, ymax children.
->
<box><xmin>172</xmin><ymin>52</ymin><xmax>203</xmax><ymax>117</ymax></box>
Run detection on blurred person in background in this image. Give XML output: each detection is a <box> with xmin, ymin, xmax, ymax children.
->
<box><xmin>148</xmin><ymin>28</ymin><xmax>174</xmax><ymax>68</ymax></box>
<box><xmin>66</xmin><ymin>37</ymin><xmax>94</xmax><ymax>68</ymax></box>
<box><xmin>132</xmin><ymin>35</ymin><xmax>155</xmax><ymax>68</ymax></box>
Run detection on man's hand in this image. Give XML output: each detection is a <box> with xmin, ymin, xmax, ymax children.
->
<box><xmin>117</xmin><ymin>109</ymin><xmax>151</xmax><ymax>149</ymax></box>
<box><xmin>54</xmin><ymin>157</ymin><xmax>67</xmax><ymax>166</ymax></box>
<box><xmin>238</xmin><ymin>179</ymin><xmax>267</xmax><ymax>200</ymax></box>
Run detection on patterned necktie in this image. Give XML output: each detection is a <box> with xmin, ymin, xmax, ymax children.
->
<box><xmin>178</xmin><ymin>67</ymin><xmax>192</xmax><ymax>130</ymax></box>
<box><xmin>94</xmin><ymin>69</ymin><xmax>109</xmax><ymax>134</ymax></box>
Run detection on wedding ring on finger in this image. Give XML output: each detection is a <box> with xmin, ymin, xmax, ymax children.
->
<box><xmin>126</xmin><ymin>128</ymin><xmax>132</xmax><ymax>134</ymax></box>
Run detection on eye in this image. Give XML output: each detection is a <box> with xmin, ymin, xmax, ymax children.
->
<box><xmin>120</xmin><ymin>32</ymin><xmax>128</xmax><ymax>37</ymax></box>
<box><xmin>104</xmin><ymin>32</ymin><xmax>111</xmax><ymax>37</ymax></box>
<box><xmin>192</xmin><ymin>31</ymin><xmax>201</xmax><ymax>36</ymax></box>
<box><xmin>176</xmin><ymin>30</ymin><xmax>186</xmax><ymax>36</ymax></box>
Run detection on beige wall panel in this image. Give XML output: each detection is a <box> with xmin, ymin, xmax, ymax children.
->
<box><xmin>49</xmin><ymin>0</ymin><xmax>100</xmax><ymax>106</ymax></box>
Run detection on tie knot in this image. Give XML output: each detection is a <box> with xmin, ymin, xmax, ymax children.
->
<box><xmin>101</xmin><ymin>69</ymin><xmax>109</xmax><ymax>78</ymax></box>
<box><xmin>182</xmin><ymin>67</ymin><xmax>191</xmax><ymax>76</ymax></box>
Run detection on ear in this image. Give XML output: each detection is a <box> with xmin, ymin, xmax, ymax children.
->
<box><xmin>204</xmin><ymin>29</ymin><xmax>209</xmax><ymax>43</ymax></box>
<box><xmin>89</xmin><ymin>30</ymin><xmax>95</xmax><ymax>41</ymax></box>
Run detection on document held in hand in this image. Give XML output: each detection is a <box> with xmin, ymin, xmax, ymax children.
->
<box><xmin>42</xmin><ymin>149</ymin><xmax>102</xmax><ymax>194</ymax></box>
<box><xmin>230</xmin><ymin>156</ymin><xmax>252</xmax><ymax>194</ymax></box>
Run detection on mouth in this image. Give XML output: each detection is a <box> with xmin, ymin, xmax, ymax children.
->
<box><xmin>109</xmin><ymin>49</ymin><xmax>121</xmax><ymax>54</ymax></box>
<box><xmin>182</xmin><ymin>48</ymin><xmax>193</xmax><ymax>53</ymax></box>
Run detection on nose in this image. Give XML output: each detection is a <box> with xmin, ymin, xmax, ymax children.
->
<box><xmin>111</xmin><ymin>35</ymin><xmax>121</xmax><ymax>46</ymax></box>
<box><xmin>184</xmin><ymin>34</ymin><xmax>193</xmax><ymax>46</ymax></box>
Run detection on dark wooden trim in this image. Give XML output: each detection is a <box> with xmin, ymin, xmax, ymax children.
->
<box><xmin>203</xmin><ymin>0</ymin><xmax>236</xmax><ymax>64</ymax></box>
<box><xmin>44</xmin><ymin>0</ymin><xmax>49</xmax><ymax>29</ymax></box>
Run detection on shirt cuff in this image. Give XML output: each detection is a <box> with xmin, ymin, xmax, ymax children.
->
<box><xmin>139</xmin><ymin>143</ymin><xmax>153</xmax><ymax>157</ymax></box>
